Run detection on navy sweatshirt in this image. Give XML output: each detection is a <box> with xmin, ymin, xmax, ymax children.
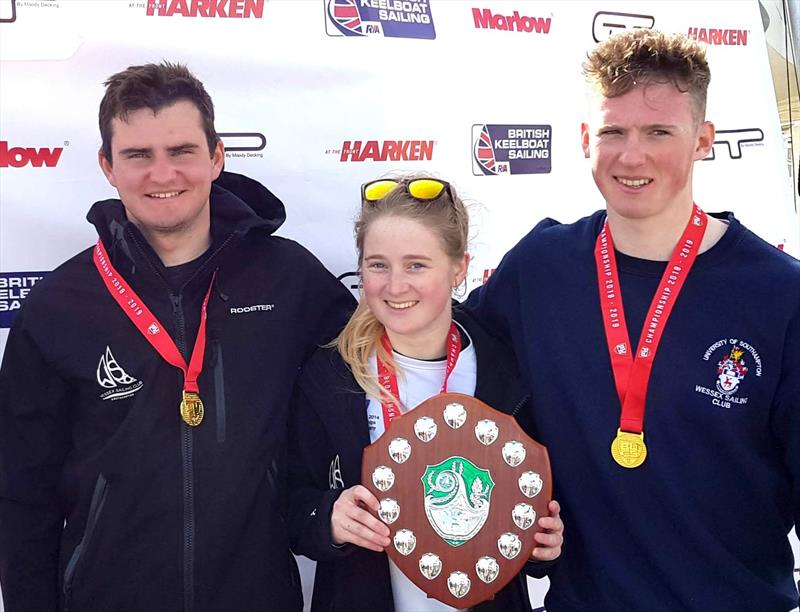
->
<box><xmin>466</xmin><ymin>210</ymin><xmax>800</xmax><ymax>611</ymax></box>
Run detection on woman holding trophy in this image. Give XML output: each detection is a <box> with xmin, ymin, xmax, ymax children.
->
<box><xmin>288</xmin><ymin>175</ymin><xmax>563</xmax><ymax>611</ymax></box>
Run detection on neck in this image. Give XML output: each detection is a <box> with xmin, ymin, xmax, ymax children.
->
<box><xmin>607</xmin><ymin>203</ymin><xmax>728</xmax><ymax>261</ymax></box>
<box><xmin>606</xmin><ymin>200</ymin><xmax>692</xmax><ymax>261</ymax></box>
<box><xmin>386</xmin><ymin>318</ymin><xmax>452</xmax><ymax>361</ymax></box>
<box><xmin>139</xmin><ymin>225</ymin><xmax>212</xmax><ymax>267</ymax></box>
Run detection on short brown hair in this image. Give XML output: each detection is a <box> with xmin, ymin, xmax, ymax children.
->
<box><xmin>99</xmin><ymin>62</ymin><xmax>218</xmax><ymax>162</ymax></box>
<box><xmin>583</xmin><ymin>29</ymin><xmax>711</xmax><ymax>122</ymax></box>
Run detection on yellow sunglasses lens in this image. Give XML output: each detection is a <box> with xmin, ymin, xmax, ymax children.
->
<box><xmin>407</xmin><ymin>179</ymin><xmax>445</xmax><ymax>200</ymax></box>
<box><xmin>364</xmin><ymin>180</ymin><xmax>399</xmax><ymax>201</ymax></box>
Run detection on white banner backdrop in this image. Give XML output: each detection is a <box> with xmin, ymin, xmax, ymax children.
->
<box><xmin>0</xmin><ymin>1</ymin><xmax>797</xmax><ymax>609</ymax></box>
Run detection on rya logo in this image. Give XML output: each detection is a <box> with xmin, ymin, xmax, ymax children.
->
<box><xmin>472</xmin><ymin>7</ymin><xmax>551</xmax><ymax>34</ymax></box>
<box><xmin>592</xmin><ymin>11</ymin><xmax>654</xmax><ymax>42</ymax></box>
<box><xmin>97</xmin><ymin>346</ymin><xmax>144</xmax><ymax>401</ymax></box>
<box><xmin>0</xmin><ymin>141</ymin><xmax>63</xmax><ymax>168</ymax></box>
<box><xmin>145</xmin><ymin>0</ymin><xmax>264</xmax><ymax>18</ymax></box>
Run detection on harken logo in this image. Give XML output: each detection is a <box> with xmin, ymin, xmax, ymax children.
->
<box><xmin>472</xmin><ymin>124</ymin><xmax>551</xmax><ymax>175</ymax></box>
<box><xmin>704</xmin><ymin>128</ymin><xmax>764</xmax><ymax>160</ymax></box>
<box><xmin>325</xmin><ymin>0</ymin><xmax>435</xmax><ymax>39</ymax></box>
<box><xmin>145</xmin><ymin>0</ymin><xmax>265</xmax><ymax>18</ymax></box>
<box><xmin>0</xmin><ymin>141</ymin><xmax>63</xmax><ymax>168</ymax></box>
<box><xmin>472</xmin><ymin>7</ymin><xmax>551</xmax><ymax>34</ymax></box>
<box><xmin>687</xmin><ymin>27</ymin><xmax>748</xmax><ymax>46</ymax></box>
<box><xmin>592</xmin><ymin>11</ymin><xmax>654</xmax><ymax>42</ymax></box>
<box><xmin>335</xmin><ymin>139</ymin><xmax>434</xmax><ymax>162</ymax></box>
<box><xmin>97</xmin><ymin>346</ymin><xmax>144</xmax><ymax>401</ymax></box>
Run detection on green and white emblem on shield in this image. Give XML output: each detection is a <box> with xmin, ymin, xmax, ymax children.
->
<box><xmin>421</xmin><ymin>456</ymin><xmax>494</xmax><ymax>547</ymax></box>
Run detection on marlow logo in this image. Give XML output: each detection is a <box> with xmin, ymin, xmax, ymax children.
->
<box><xmin>472</xmin><ymin>124</ymin><xmax>551</xmax><ymax>175</ymax></box>
<box><xmin>472</xmin><ymin>7</ymin><xmax>551</xmax><ymax>34</ymax></box>
<box><xmin>97</xmin><ymin>346</ymin><xmax>143</xmax><ymax>401</ymax></box>
<box><xmin>325</xmin><ymin>0</ymin><xmax>435</xmax><ymax>39</ymax></box>
<box><xmin>0</xmin><ymin>141</ymin><xmax>63</xmax><ymax>168</ymax></box>
<box><xmin>422</xmin><ymin>456</ymin><xmax>494</xmax><ymax>547</ymax></box>
<box><xmin>146</xmin><ymin>0</ymin><xmax>264</xmax><ymax>18</ymax></box>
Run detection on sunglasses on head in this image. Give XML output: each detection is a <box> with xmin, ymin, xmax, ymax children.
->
<box><xmin>361</xmin><ymin>178</ymin><xmax>453</xmax><ymax>204</ymax></box>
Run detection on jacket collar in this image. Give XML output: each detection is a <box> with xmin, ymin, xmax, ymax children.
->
<box><xmin>85</xmin><ymin>171</ymin><xmax>286</xmax><ymax>283</ymax></box>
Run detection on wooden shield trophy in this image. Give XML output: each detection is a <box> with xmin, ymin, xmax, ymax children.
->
<box><xmin>361</xmin><ymin>392</ymin><xmax>552</xmax><ymax>608</ymax></box>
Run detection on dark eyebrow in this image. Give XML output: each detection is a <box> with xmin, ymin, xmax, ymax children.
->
<box><xmin>168</xmin><ymin>143</ymin><xmax>200</xmax><ymax>153</ymax></box>
<box><xmin>118</xmin><ymin>147</ymin><xmax>151</xmax><ymax>157</ymax></box>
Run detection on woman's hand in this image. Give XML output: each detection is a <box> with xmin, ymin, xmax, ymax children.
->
<box><xmin>331</xmin><ymin>485</ymin><xmax>391</xmax><ymax>552</ymax></box>
<box><xmin>531</xmin><ymin>500</ymin><xmax>564</xmax><ymax>561</ymax></box>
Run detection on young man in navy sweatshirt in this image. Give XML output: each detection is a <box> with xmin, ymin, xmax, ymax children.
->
<box><xmin>467</xmin><ymin>29</ymin><xmax>800</xmax><ymax>611</ymax></box>
<box><xmin>0</xmin><ymin>62</ymin><xmax>353</xmax><ymax>612</ymax></box>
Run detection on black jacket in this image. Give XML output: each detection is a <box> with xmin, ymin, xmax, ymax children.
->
<box><xmin>0</xmin><ymin>172</ymin><xmax>355</xmax><ymax>612</ymax></box>
<box><xmin>288</xmin><ymin>309</ymin><xmax>552</xmax><ymax>612</ymax></box>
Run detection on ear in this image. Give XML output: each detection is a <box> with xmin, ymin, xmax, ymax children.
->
<box><xmin>98</xmin><ymin>150</ymin><xmax>117</xmax><ymax>188</ymax></box>
<box><xmin>211</xmin><ymin>139</ymin><xmax>225</xmax><ymax>180</ymax></box>
<box><xmin>693</xmin><ymin>121</ymin><xmax>715</xmax><ymax>161</ymax></box>
<box><xmin>453</xmin><ymin>252</ymin><xmax>470</xmax><ymax>286</ymax></box>
<box><xmin>581</xmin><ymin>122</ymin><xmax>591</xmax><ymax>158</ymax></box>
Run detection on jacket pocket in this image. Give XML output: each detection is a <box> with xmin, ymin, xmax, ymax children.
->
<box><xmin>63</xmin><ymin>473</ymin><xmax>109</xmax><ymax>612</ymax></box>
<box><xmin>212</xmin><ymin>340</ymin><xmax>226</xmax><ymax>443</ymax></box>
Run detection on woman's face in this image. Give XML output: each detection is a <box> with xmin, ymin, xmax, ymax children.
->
<box><xmin>361</xmin><ymin>215</ymin><xmax>468</xmax><ymax>358</ymax></box>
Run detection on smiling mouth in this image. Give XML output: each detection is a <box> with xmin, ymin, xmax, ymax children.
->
<box><xmin>615</xmin><ymin>177</ymin><xmax>653</xmax><ymax>188</ymax></box>
<box><xmin>386</xmin><ymin>300</ymin><xmax>418</xmax><ymax>310</ymax></box>
<box><xmin>146</xmin><ymin>190</ymin><xmax>186</xmax><ymax>199</ymax></box>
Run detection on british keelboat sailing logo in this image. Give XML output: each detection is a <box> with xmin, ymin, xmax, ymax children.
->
<box><xmin>97</xmin><ymin>346</ymin><xmax>143</xmax><ymax>400</ymax></box>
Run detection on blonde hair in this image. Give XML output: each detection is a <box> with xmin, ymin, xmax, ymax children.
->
<box><xmin>583</xmin><ymin>29</ymin><xmax>711</xmax><ymax>123</ymax></box>
<box><xmin>336</xmin><ymin>175</ymin><xmax>469</xmax><ymax>404</ymax></box>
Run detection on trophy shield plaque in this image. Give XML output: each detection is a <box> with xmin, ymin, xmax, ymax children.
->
<box><xmin>361</xmin><ymin>392</ymin><xmax>552</xmax><ymax>609</ymax></box>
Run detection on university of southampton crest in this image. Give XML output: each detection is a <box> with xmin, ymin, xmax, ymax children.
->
<box><xmin>422</xmin><ymin>456</ymin><xmax>494</xmax><ymax>547</ymax></box>
<box><xmin>716</xmin><ymin>346</ymin><xmax>748</xmax><ymax>394</ymax></box>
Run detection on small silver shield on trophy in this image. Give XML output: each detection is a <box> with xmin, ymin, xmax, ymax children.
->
<box><xmin>447</xmin><ymin>571</ymin><xmax>471</xmax><ymax>598</ymax></box>
<box><xmin>372</xmin><ymin>465</ymin><xmax>395</xmax><ymax>492</ymax></box>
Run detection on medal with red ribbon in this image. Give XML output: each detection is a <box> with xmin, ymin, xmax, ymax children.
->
<box><xmin>376</xmin><ymin>322</ymin><xmax>461</xmax><ymax>430</ymax></box>
<box><xmin>595</xmin><ymin>203</ymin><xmax>707</xmax><ymax>468</ymax></box>
<box><xmin>93</xmin><ymin>239</ymin><xmax>215</xmax><ymax>426</ymax></box>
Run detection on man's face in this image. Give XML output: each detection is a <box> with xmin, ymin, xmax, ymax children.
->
<box><xmin>99</xmin><ymin>100</ymin><xmax>224</xmax><ymax>238</ymax></box>
<box><xmin>581</xmin><ymin>83</ymin><xmax>714</xmax><ymax>223</ymax></box>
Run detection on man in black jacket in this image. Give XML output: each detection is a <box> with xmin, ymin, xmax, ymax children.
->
<box><xmin>0</xmin><ymin>62</ymin><xmax>354</xmax><ymax>612</ymax></box>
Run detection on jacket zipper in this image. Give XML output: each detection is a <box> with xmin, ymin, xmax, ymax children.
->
<box><xmin>63</xmin><ymin>474</ymin><xmax>109</xmax><ymax>612</ymax></box>
<box><xmin>126</xmin><ymin>228</ymin><xmax>237</xmax><ymax>612</ymax></box>
<box><xmin>171</xmin><ymin>292</ymin><xmax>195</xmax><ymax>612</ymax></box>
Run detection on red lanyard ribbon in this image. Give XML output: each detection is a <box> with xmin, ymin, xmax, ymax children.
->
<box><xmin>376</xmin><ymin>322</ymin><xmax>461</xmax><ymax>430</ymax></box>
<box><xmin>595</xmin><ymin>204</ymin><xmax>707</xmax><ymax>466</ymax></box>
<box><xmin>93</xmin><ymin>239</ymin><xmax>215</xmax><ymax>424</ymax></box>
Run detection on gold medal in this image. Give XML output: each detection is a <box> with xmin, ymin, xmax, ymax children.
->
<box><xmin>610</xmin><ymin>428</ymin><xmax>647</xmax><ymax>468</ymax></box>
<box><xmin>180</xmin><ymin>390</ymin><xmax>204</xmax><ymax>426</ymax></box>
